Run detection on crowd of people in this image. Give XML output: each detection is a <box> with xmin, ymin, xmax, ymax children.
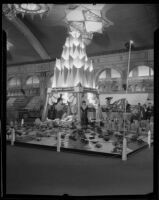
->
<box><xmin>78</xmin><ymin>100</ymin><xmax>154</xmax><ymax>135</ymax></box>
<box><xmin>48</xmin><ymin>97</ymin><xmax>68</xmax><ymax>120</ymax></box>
<box><xmin>136</xmin><ymin>102</ymin><xmax>153</xmax><ymax>121</ymax></box>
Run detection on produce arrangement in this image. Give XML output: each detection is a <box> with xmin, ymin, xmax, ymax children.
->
<box><xmin>6</xmin><ymin>116</ymin><xmax>152</xmax><ymax>155</ymax></box>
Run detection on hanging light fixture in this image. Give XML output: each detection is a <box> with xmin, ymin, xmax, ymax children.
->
<box><xmin>3</xmin><ymin>4</ymin><xmax>51</xmax><ymax>19</ymax></box>
<box><xmin>14</xmin><ymin>4</ymin><xmax>50</xmax><ymax>15</ymax></box>
<box><xmin>81</xmin><ymin>32</ymin><xmax>93</xmax><ymax>45</ymax></box>
<box><xmin>65</xmin><ymin>4</ymin><xmax>113</xmax><ymax>45</ymax></box>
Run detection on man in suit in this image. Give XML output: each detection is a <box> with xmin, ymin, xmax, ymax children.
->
<box><xmin>146</xmin><ymin>103</ymin><xmax>153</xmax><ymax>120</ymax></box>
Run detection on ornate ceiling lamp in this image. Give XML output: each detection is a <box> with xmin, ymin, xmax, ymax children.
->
<box><xmin>3</xmin><ymin>4</ymin><xmax>51</xmax><ymax>20</ymax></box>
<box><xmin>14</xmin><ymin>4</ymin><xmax>50</xmax><ymax>19</ymax></box>
<box><xmin>65</xmin><ymin>4</ymin><xmax>113</xmax><ymax>45</ymax></box>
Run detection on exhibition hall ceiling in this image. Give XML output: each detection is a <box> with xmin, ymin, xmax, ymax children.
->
<box><xmin>2</xmin><ymin>4</ymin><xmax>159</xmax><ymax>65</ymax></box>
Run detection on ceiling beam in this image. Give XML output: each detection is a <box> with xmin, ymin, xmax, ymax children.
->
<box><xmin>8</xmin><ymin>16</ymin><xmax>51</xmax><ymax>60</ymax></box>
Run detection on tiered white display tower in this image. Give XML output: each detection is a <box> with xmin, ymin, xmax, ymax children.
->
<box><xmin>42</xmin><ymin>30</ymin><xmax>98</xmax><ymax>121</ymax></box>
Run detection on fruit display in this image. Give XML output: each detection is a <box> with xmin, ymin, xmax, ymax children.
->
<box><xmin>6</xmin><ymin>116</ymin><xmax>151</xmax><ymax>156</ymax></box>
<box><xmin>104</xmin><ymin>135</ymin><xmax>110</xmax><ymax>141</ymax></box>
<box><xmin>95</xmin><ymin>143</ymin><xmax>102</xmax><ymax>148</ymax></box>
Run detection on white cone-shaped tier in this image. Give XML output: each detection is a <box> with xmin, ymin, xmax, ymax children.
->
<box><xmin>83</xmin><ymin>70</ymin><xmax>88</xmax><ymax>87</ymax></box>
<box><xmin>66</xmin><ymin>69</ymin><xmax>71</xmax><ymax>87</ymax></box>
<box><xmin>70</xmin><ymin>68</ymin><xmax>74</xmax><ymax>87</ymax></box>
<box><xmin>74</xmin><ymin>68</ymin><xmax>81</xmax><ymax>86</ymax></box>
<box><xmin>51</xmin><ymin>30</ymin><xmax>95</xmax><ymax>89</ymax></box>
<box><xmin>88</xmin><ymin>60</ymin><xmax>94</xmax><ymax>88</ymax></box>
<box><xmin>56</xmin><ymin>59</ymin><xmax>61</xmax><ymax>71</ymax></box>
<box><xmin>57</xmin><ymin>72</ymin><xmax>61</xmax><ymax>87</ymax></box>
<box><xmin>92</xmin><ymin>71</ymin><xmax>95</xmax><ymax>88</ymax></box>
<box><xmin>61</xmin><ymin>69</ymin><xmax>65</xmax><ymax>87</ymax></box>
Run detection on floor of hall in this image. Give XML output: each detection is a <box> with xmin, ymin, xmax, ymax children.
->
<box><xmin>6</xmin><ymin>145</ymin><xmax>153</xmax><ymax>196</ymax></box>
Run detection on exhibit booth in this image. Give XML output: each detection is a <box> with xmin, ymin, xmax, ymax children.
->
<box><xmin>6</xmin><ymin>30</ymin><xmax>153</xmax><ymax>159</ymax></box>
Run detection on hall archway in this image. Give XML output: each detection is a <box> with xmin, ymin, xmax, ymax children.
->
<box><xmin>96</xmin><ymin>68</ymin><xmax>122</xmax><ymax>93</ymax></box>
<box><xmin>128</xmin><ymin>65</ymin><xmax>153</xmax><ymax>93</ymax></box>
<box><xmin>25</xmin><ymin>75</ymin><xmax>40</xmax><ymax>96</ymax></box>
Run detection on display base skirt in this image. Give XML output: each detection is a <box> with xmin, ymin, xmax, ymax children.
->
<box><xmin>6</xmin><ymin>140</ymin><xmax>150</xmax><ymax>159</ymax></box>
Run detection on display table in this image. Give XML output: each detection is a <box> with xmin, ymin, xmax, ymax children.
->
<box><xmin>6</xmin><ymin>118</ymin><xmax>151</xmax><ymax>158</ymax></box>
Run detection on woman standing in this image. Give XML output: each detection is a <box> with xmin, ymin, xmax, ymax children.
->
<box><xmin>81</xmin><ymin>101</ymin><xmax>89</xmax><ymax>128</ymax></box>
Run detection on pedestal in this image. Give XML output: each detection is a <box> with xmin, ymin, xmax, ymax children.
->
<box><xmin>57</xmin><ymin>130</ymin><xmax>61</xmax><ymax>152</ymax></box>
<box><xmin>122</xmin><ymin>137</ymin><xmax>127</xmax><ymax>161</ymax></box>
<box><xmin>148</xmin><ymin>130</ymin><xmax>151</xmax><ymax>148</ymax></box>
<box><xmin>11</xmin><ymin>128</ymin><xmax>15</xmax><ymax>146</ymax></box>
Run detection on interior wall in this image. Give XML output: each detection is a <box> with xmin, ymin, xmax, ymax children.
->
<box><xmin>7</xmin><ymin>49</ymin><xmax>154</xmax><ymax>109</ymax></box>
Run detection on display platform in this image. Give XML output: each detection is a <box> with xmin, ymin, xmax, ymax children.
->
<box><xmin>6</xmin><ymin>120</ymin><xmax>153</xmax><ymax>158</ymax></box>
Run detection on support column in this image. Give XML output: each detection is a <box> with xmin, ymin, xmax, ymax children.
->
<box><xmin>77</xmin><ymin>92</ymin><xmax>81</xmax><ymax>122</ymax></box>
<box><xmin>41</xmin><ymin>73</ymin><xmax>51</xmax><ymax>122</ymax></box>
<box><xmin>74</xmin><ymin>85</ymin><xmax>83</xmax><ymax>122</ymax></box>
<box><xmin>41</xmin><ymin>92</ymin><xmax>50</xmax><ymax>122</ymax></box>
<box><xmin>122</xmin><ymin>137</ymin><xmax>127</xmax><ymax>161</ymax></box>
<box><xmin>121</xmin><ymin>70</ymin><xmax>127</xmax><ymax>91</ymax></box>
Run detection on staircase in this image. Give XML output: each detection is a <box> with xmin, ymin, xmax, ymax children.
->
<box><xmin>7</xmin><ymin>97</ymin><xmax>16</xmax><ymax>109</ymax></box>
<box><xmin>7</xmin><ymin>96</ymin><xmax>31</xmax><ymax>123</ymax></box>
<box><xmin>25</xmin><ymin>96</ymin><xmax>41</xmax><ymax>110</ymax></box>
<box><xmin>13</xmin><ymin>97</ymin><xmax>28</xmax><ymax>109</ymax></box>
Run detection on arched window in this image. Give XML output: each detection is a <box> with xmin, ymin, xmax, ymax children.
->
<box><xmin>129</xmin><ymin>71</ymin><xmax>133</xmax><ymax>77</ymax></box>
<box><xmin>98</xmin><ymin>71</ymin><xmax>106</xmax><ymax>79</ymax></box>
<box><xmin>97</xmin><ymin>68</ymin><xmax>121</xmax><ymax>93</ymax></box>
<box><xmin>26</xmin><ymin>76</ymin><xmax>40</xmax><ymax>86</ymax></box>
<box><xmin>138</xmin><ymin>66</ymin><xmax>150</xmax><ymax>77</ymax></box>
<box><xmin>129</xmin><ymin>66</ymin><xmax>153</xmax><ymax>77</ymax></box>
<box><xmin>111</xmin><ymin>69</ymin><xmax>121</xmax><ymax>78</ymax></box>
<box><xmin>98</xmin><ymin>68</ymin><xmax>121</xmax><ymax>80</ymax></box>
<box><xmin>8</xmin><ymin>77</ymin><xmax>21</xmax><ymax>87</ymax></box>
